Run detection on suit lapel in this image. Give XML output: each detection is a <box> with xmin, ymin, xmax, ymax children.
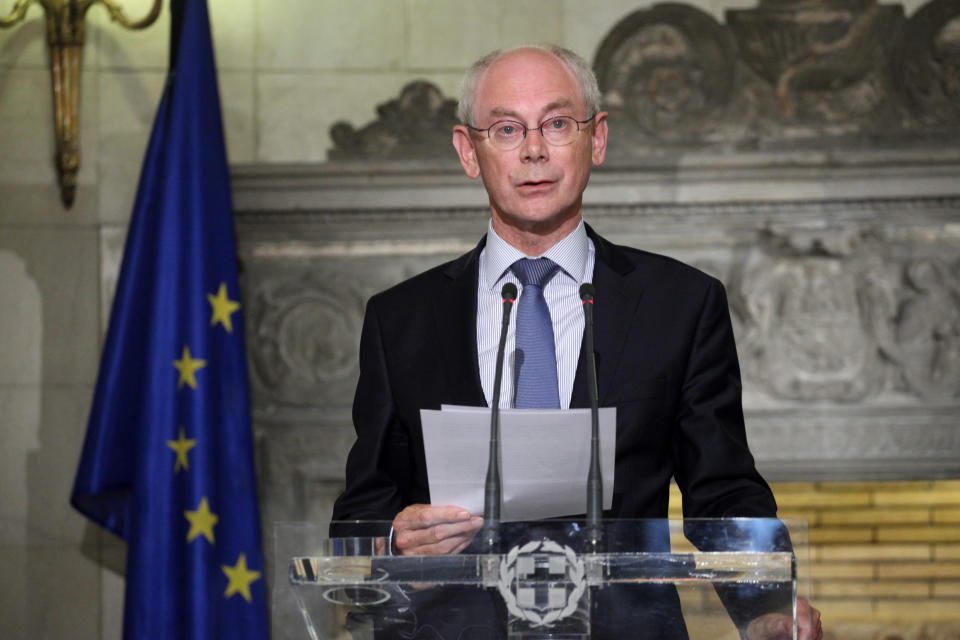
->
<box><xmin>571</xmin><ymin>227</ymin><xmax>645</xmax><ymax>407</ymax></box>
<box><xmin>433</xmin><ymin>238</ymin><xmax>488</xmax><ymax>407</ymax></box>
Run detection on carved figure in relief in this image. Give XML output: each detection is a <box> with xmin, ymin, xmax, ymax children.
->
<box><xmin>887</xmin><ymin>259</ymin><xmax>960</xmax><ymax>398</ymax></box>
<box><xmin>895</xmin><ymin>0</ymin><xmax>960</xmax><ymax>124</ymax></box>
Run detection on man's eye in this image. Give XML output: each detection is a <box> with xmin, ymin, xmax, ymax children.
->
<box><xmin>547</xmin><ymin>118</ymin><xmax>568</xmax><ymax>130</ymax></box>
<box><xmin>496</xmin><ymin>124</ymin><xmax>519</xmax><ymax>136</ymax></box>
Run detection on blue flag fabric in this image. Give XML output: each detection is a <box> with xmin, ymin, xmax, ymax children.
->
<box><xmin>71</xmin><ymin>1</ymin><xmax>269</xmax><ymax>638</ymax></box>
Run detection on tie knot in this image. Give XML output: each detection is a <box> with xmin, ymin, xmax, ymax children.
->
<box><xmin>510</xmin><ymin>258</ymin><xmax>559</xmax><ymax>288</ymax></box>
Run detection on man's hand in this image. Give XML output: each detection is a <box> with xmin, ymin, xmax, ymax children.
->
<box><xmin>745</xmin><ymin>597</ymin><xmax>822</xmax><ymax>640</ymax></box>
<box><xmin>392</xmin><ymin>504</ymin><xmax>483</xmax><ymax>555</ymax></box>
<box><xmin>797</xmin><ymin>598</ymin><xmax>823</xmax><ymax>640</ymax></box>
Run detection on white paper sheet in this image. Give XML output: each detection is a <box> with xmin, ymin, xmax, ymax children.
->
<box><xmin>420</xmin><ymin>405</ymin><xmax>616</xmax><ymax>521</ymax></box>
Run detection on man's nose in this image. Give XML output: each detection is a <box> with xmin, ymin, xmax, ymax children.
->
<box><xmin>519</xmin><ymin>128</ymin><xmax>549</xmax><ymax>162</ymax></box>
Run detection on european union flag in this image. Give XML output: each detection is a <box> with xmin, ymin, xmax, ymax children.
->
<box><xmin>71</xmin><ymin>1</ymin><xmax>269</xmax><ymax>638</ymax></box>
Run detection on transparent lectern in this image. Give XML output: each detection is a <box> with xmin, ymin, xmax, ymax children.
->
<box><xmin>274</xmin><ymin>519</ymin><xmax>807</xmax><ymax>640</ymax></box>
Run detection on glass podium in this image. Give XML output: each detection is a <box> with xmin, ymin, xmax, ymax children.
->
<box><xmin>273</xmin><ymin>519</ymin><xmax>807</xmax><ymax>640</ymax></box>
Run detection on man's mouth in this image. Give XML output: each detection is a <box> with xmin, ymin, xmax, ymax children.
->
<box><xmin>518</xmin><ymin>179</ymin><xmax>554</xmax><ymax>188</ymax></box>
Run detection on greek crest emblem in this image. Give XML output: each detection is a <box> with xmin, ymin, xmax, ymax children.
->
<box><xmin>496</xmin><ymin>539</ymin><xmax>586</xmax><ymax>627</ymax></box>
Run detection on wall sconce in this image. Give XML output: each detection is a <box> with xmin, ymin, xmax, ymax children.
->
<box><xmin>1</xmin><ymin>0</ymin><xmax>162</xmax><ymax>208</ymax></box>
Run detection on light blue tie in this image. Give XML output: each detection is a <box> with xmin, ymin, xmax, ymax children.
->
<box><xmin>511</xmin><ymin>258</ymin><xmax>561</xmax><ymax>409</ymax></box>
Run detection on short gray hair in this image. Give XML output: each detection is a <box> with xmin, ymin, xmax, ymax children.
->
<box><xmin>457</xmin><ymin>45</ymin><xmax>602</xmax><ymax>125</ymax></box>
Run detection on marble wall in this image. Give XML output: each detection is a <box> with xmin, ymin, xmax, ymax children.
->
<box><xmin>0</xmin><ymin>0</ymin><xmax>949</xmax><ymax>638</ymax></box>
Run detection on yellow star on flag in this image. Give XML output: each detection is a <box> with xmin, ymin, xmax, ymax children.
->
<box><xmin>207</xmin><ymin>282</ymin><xmax>240</xmax><ymax>333</ymax></box>
<box><xmin>223</xmin><ymin>553</ymin><xmax>261</xmax><ymax>602</ymax></box>
<box><xmin>184</xmin><ymin>496</ymin><xmax>218</xmax><ymax>544</ymax></box>
<box><xmin>173</xmin><ymin>345</ymin><xmax>206</xmax><ymax>390</ymax></box>
<box><xmin>166</xmin><ymin>426</ymin><xmax>196</xmax><ymax>473</ymax></box>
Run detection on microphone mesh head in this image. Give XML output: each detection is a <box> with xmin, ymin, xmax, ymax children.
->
<box><xmin>501</xmin><ymin>282</ymin><xmax>518</xmax><ymax>302</ymax></box>
<box><xmin>579</xmin><ymin>283</ymin><xmax>595</xmax><ymax>302</ymax></box>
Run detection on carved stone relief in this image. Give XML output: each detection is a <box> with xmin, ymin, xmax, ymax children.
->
<box><xmin>737</xmin><ymin>254</ymin><xmax>887</xmax><ymax>402</ymax></box>
<box><xmin>726</xmin><ymin>0</ymin><xmax>904</xmax><ymax>117</ymax></box>
<box><xmin>246</xmin><ymin>270</ymin><xmax>365</xmax><ymax>411</ymax></box>
<box><xmin>592</xmin><ymin>4</ymin><xmax>737</xmax><ymax>142</ymax></box>
<box><xmin>875</xmin><ymin>257</ymin><xmax>960</xmax><ymax>399</ymax></box>
<box><xmin>237</xmin><ymin>201</ymin><xmax>960</xmax><ymax>412</ymax></box>
<box><xmin>241</xmin><ymin>245</ymin><xmax>472</xmax><ymax>415</ymax></box>
<box><xmin>591</xmin><ymin>0</ymin><xmax>960</xmax><ymax>156</ymax></box>
<box><xmin>328</xmin><ymin>81</ymin><xmax>459</xmax><ymax>161</ymax></box>
<box><xmin>729</xmin><ymin>227</ymin><xmax>960</xmax><ymax>402</ymax></box>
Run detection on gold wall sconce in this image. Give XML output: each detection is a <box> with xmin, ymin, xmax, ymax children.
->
<box><xmin>1</xmin><ymin>0</ymin><xmax>162</xmax><ymax>208</ymax></box>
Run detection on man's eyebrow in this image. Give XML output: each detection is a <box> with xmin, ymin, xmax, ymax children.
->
<box><xmin>540</xmin><ymin>99</ymin><xmax>576</xmax><ymax>115</ymax></box>
<box><xmin>488</xmin><ymin>107</ymin><xmax>522</xmax><ymax>119</ymax></box>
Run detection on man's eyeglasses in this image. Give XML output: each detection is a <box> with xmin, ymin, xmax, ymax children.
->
<box><xmin>467</xmin><ymin>114</ymin><xmax>596</xmax><ymax>151</ymax></box>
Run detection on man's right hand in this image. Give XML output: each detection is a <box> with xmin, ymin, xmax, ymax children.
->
<box><xmin>392</xmin><ymin>504</ymin><xmax>483</xmax><ymax>555</ymax></box>
<box><xmin>745</xmin><ymin>597</ymin><xmax>822</xmax><ymax>640</ymax></box>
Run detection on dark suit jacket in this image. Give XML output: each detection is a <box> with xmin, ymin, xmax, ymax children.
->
<box><xmin>332</xmin><ymin>225</ymin><xmax>776</xmax><ymax>525</ymax></box>
<box><xmin>330</xmin><ymin>226</ymin><xmax>781</xmax><ymax>639</ymax></box>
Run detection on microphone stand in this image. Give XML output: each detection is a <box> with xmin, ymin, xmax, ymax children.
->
<box><xmin>481</xmin><ymin>282</ymin><xmax>517</xmax><ymax>555</ymax></box>
<box><xmin>580</xmin><ymin>283</ymin><xmax>604</xmax><ymax>554</ymax></box>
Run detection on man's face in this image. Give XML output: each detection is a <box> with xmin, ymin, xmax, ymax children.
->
<box><xmin>453</xmin><ymin>49</ymin><xmax>608</xmax><ymax>239</ymax></box>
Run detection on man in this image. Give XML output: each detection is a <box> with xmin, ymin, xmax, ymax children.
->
<box><xmin>332</xmin><ymin>45</ymin><xmax>821</xmax><ymax>640</ymax></box>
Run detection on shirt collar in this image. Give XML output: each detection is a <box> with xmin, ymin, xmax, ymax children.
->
<box><xmin>482</xmin><ymin>219</ymin><xmax>589</xmax><ymax>290</ymax></box>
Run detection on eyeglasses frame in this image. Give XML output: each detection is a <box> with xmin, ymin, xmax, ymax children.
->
<box><xmin>465</xmin><ymin>114</ymin><xmax>597</xmax><ymax>150</ymax></box>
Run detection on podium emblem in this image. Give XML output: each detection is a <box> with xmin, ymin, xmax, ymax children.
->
<box><xmin>497</xmin><ymin>539</ymin><xmax>586</xmax><ymax>627</ymax></box>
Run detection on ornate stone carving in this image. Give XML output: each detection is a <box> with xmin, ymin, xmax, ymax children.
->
<box><xmin>872</xmin><ymin>257</ymin><xmax>960</xmax><ymax>399</ymax></box>
<box><xmin>734</xmin><ymin>228</ymin><xmax>890</xmax><ymax>401</ymax></box>
<box><xmin>239</xmin><ymin>246</ymin><xmax>475</xmax><ymax>414</ymax></box>
<box><xmin>246</xmin><ymin>273</ymin><xmax>365</xmax><ymax>409</ymax></box>
<box><xmin>731</xmin><ymin>227</ymin><xmax>960</xmax><ymax>402</ymax></box>
<box><xmin>328</xmin><ymin>81</ymin><xmax>459</xmax><ymax>161</ymax></box>
<box><xmin>726</xmin><ymin>0</ymin><xmax>904</xmax><ymax>116</ymax></box>
<box><xmin>592</xmin><ymin>0</ymin><xmax>960</xmax><ymax>156</ymax></box>
<box><xmin>593</xmin><ymin>4</ymin><xmax>736</xmax><ymax>142</ymax></box>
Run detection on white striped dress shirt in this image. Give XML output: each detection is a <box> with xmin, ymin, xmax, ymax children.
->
<box><xmin>477</xmin><ymin>220</ymin><xmax>595</xmax><ymax>409</ymax></box>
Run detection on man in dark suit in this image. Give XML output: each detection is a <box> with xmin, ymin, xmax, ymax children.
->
<box><xmin>332</xmin><ymin>45</ymin><xmax>821</xmax><ymax>640</ymax></box>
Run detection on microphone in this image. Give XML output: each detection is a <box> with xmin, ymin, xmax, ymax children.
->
<box><xmin>482</xmin><ymin>282</ymin><xmax>517</xmax><ymax>552</ymax></box>
<box><xmin>580</xmin><ymin>282</ymin><xmax>603</xmax><ymax>552</ymax></box>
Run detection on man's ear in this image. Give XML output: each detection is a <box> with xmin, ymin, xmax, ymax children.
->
<box><xmin>452</xmin><ymin>125</ymin><xmax>481</xmax><ymax>179</ymax></box>
<box><xmin>590</xmin><ymin>112</ymin><xmax>609</xmax><ymax>167</ymax></box>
